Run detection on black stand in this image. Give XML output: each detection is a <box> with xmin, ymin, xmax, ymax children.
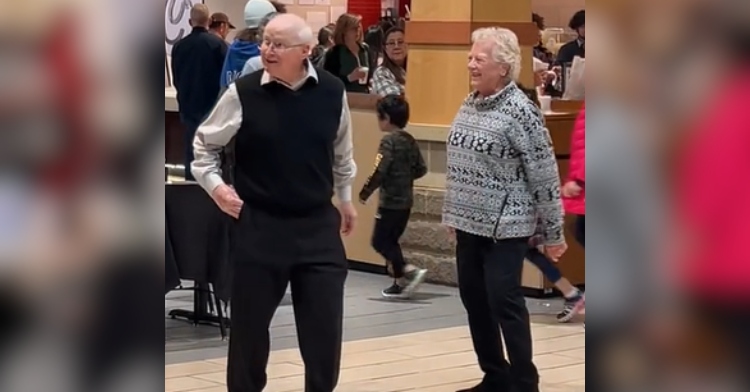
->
<box><xmin>169</xmin><ymin>283</ymin><xmax>231</xmax><ymax>339</ymax></box>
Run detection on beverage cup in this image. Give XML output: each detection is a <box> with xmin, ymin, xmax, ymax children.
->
<box><xmin>539</xmin><ymin>95</ymin><xmax>552</xmax><ymax>113</ymax></box>
<box><xmin>358</xmin><ymin>67</ymin><xmax>369</xmax><ymax>85</ymax></box>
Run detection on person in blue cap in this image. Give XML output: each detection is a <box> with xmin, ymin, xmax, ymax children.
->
<box><xmin>239</xmin><ymin>8</ymin><xmax>283</xmax><ymax>76</ymax></box>
<box><xmin>219</xmin><ymin>0</ymin><xmax>280</xmax><ymax>88</ymax></box>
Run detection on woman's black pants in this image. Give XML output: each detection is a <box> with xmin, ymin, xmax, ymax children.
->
<box><xmin>227</xmin><ymin>204</ymin><xmax>348</xmax><ymax>392</ymax></box>
<box><xmin>455</xmin><ymin>231</ymin><xmax>539</xmax><ymax>392</ymax></box>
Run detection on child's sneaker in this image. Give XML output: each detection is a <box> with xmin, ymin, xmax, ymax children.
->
<box><xmin>381</xmin><ymin>269</ymin><xmax>427</xmax><ymax>299</ymax></box>
<box><xmin>404</xmin><ymin>268</ymin><xmax>427</xmax><ymax>295</ymax></box>
<box><xmin>557</xmin><ymin>293</ymin><xmax>585</xmax><ymax>323</ymax></box>
<box><xmin>381</xmin><ymin>283</ymin><xmax>407</xmax><ymax>299</ymax></box>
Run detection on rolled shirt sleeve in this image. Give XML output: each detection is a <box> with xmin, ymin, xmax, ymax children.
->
<box><xmin>333</xmin><ymin>92</ymin><xmax>357</xmax><ymax>203</ymax></box>
<box><xmin>191</xmin><ymin>84</ymin><xmax>243</xmax><ymax>194</ymax></box>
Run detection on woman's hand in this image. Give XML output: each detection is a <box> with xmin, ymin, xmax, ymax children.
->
<box><xmin>348</xmin><ymin>67</ymin><xmax>367</xmax><ymax>82</ymax></box>
<box><xmin>445</xmin><ymin>225</ymin><xmax>456</xmax><ymax>240</ymax></box>
<box><xmin>561</xmin><ymin>181</ymin><xmax>582</xmax><ymax>198</ymax></box>
<box><xmin>544</xmin><ymin>242</ymin><xmax>568</xmax><ymax>262</ymax></box>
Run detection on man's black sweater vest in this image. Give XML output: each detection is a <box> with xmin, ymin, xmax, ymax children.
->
<box><xmin>233</xmin><ymin>70</ymin><xmax>344</xmax><ymax>216</ymax></box>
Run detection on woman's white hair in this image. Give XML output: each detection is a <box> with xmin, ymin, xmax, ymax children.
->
<box><xmin>471</xmin><ymin>27</ymin><xmax>522</xmax><ymax>82</ymax></box>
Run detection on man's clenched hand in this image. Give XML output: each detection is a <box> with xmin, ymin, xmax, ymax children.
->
<box><xmin>212</xmin><ymin>184</ymin><xmax>244</xmax><ymax>219</ymax></box>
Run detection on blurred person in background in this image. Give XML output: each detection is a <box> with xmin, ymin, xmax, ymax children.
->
<box><xmin>580</xmin><ymin>9</ymin><xmax>673</xmax><ymax>390</ymax></box>
<box><xmin>442</xmin><ymin>27</ymin><xmax>566</xmax><ymax>392</ymax></box>
<box><xmin>531</xmin><ymin>13</ymin><xmax>555</xmax><ymax>64</ymax></box>
<box><xmin>371</xmin><ymin>27</ymin><xmax>408</xmax><ymax>97</ymax></box>
<box><xmin>531</xmin><ymin>13</ymin><xmax>560</xmax><ymax>97</ymax></box>
<box><xmin>324</xmin><ymin>13</ymin><xmax>373</xmax><ymax>93</ymax></box>
<box><xmin>171</xmin><ymin>4</ymin><xmax>228</xmax><ymax>181</ymax></box>
<box><xmin>309</xmin><ymin>26</ymin><xmax>334</xmax><ymax>67</ymax></box>
<box><xmin>191</xmin><ymin>13</ymin><xmax>357</xmax><ymax>392</ymax></box>
<box><xmin>556</xmin><ymin>10</ymin><xmax>585</xmax><ymax>65</ymax></box>
<box><xmin>364</xmin><ymin>24</ymin><xmax>385</xmax><ymax>65</ymax></box>
<box><xmin>209</xmin><ymin>12</ymin><xmax>235</xmax><ymax>41</ymax></box>
<box><xmin>240</xmin><ymin>0</ymin><xmax>289</xmax><ymax>76</ymax></box>
<box><xmin>0</xmin><ymin>1</ymin><xmax>163</xmax><ymax>391</ymax></box>
<box><xmin>220</xmin><ymin>0</ymin><xmax>276</xmax><ymax>88</ymax></box>
<box><xmin>670</xmin><ymin>5</ymin><xmax>750</xmax><ymax>381</ymax></box>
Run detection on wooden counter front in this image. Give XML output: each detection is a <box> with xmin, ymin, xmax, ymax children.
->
<box><xmin>340</xmin><ymin>97</ymin><xmax>387</xmax><ymax>269</ymax></box>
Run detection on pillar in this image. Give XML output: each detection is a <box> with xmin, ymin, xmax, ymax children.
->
<box><xmin>404</xmin><ymin>0</ymin><xmax>537</xmax><ymax>126</ymax></box>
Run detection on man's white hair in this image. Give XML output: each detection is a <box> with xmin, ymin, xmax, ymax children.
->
<box><xmin>471</xmin><ymin>27</ymin><xmax>522</xmax><ymax>82</ymax></box>
<box><xmin>295</xmin><ymin>25</ymin><xmax>314</xmax><ymax>45</ymax></box>
<box><xmin>267</xmin><ymin>13</ymin><xmax>314</xmax><ymax>46</ymax></box>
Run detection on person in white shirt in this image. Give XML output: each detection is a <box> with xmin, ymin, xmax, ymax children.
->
<box><xmin>191</xmin><ymin>13</ymin><xmax>357</xmax><ymax>392</ymax></box>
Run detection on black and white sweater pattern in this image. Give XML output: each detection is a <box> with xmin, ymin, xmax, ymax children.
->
<box><xmin>441</xmin><ymin>82</ymin><xmax>565</xmax><ymax>244</ymax></box>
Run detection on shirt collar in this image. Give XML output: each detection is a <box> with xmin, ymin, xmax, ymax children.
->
<box><xmin>260</xmin><ymin>60</ymin><xmax>318</xmax><ymax>90</ymax></box>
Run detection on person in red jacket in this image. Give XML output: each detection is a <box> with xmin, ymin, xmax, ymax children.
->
<box><xmin>562</xmin><ymin>104</ymin><xmax>586</xmax><ymax>242</ymax></box>
<box><xmin>561</xmin><ymin>105</ymin><xmax>586</xmax><ymax>320</ymax></box>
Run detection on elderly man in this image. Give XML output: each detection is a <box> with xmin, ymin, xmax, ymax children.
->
<box><xmin>442</xmin><ymin>28</ymin><xmax>567</xmax><ymax>392</ymax></box>
<box><xmin>191</xmin><ymin>13</ymin><xmax>357</xmax><ymax>392</ymax></box>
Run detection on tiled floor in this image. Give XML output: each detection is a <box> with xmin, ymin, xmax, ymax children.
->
<box><xmin>166</xmin><ymin>272</ymin><xmax>585</xmax><ymax>391</ymax></box>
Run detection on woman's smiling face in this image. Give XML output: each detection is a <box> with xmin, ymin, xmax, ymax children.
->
<box><xmin>384</xmin><ymin>31</ymin><xmax>407</xmax><ymax>63</ymax></box>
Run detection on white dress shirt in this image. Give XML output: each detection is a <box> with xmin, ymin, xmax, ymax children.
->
<box><xmin>241</xmin><ymin>56</ymin><xmax>264</xmax><ymax>77</ymax></box>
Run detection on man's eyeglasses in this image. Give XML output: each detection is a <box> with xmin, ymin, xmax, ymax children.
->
<box><xmin>261</xmin><ymin>40</ymin><xmax>305</xmax><ymax>51</ymax></box>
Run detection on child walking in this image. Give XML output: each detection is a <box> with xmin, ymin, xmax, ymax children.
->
<box><xmin>359</xmin><ymin>95</ymin><xmax>428</xmax><ymax>299</ymax></box>
<box><xmin>526</xmin><ymin>248</ymin><xmax>585</xmax><ymax>322</ymax></box>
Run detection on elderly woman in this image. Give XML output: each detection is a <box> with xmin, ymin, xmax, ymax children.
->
<box><xmin>442</xmin><ymin>28</ymin><xmax>566</xmax><ymax>392</ymax></box>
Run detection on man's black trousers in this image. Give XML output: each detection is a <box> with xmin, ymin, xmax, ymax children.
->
<box><xmin>455</xmin><ymin>231</ymin><xmax>539</xmax><ymax>392</ymax></box>
<box><xmin>227</xmin><ymin>204</ymin><xmax>348</xmax><ymax>392</ymax></box>
<box><xmin>371</xmin><ymin>208</ymin><xmax>411</xmax><ymax>279</ymax></box>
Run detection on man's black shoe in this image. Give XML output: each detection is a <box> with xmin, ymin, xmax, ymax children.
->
<box><xmin>456</xmin><ymin>385</ymin><xmax>484</xmax><ymax>392</ymax></box>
